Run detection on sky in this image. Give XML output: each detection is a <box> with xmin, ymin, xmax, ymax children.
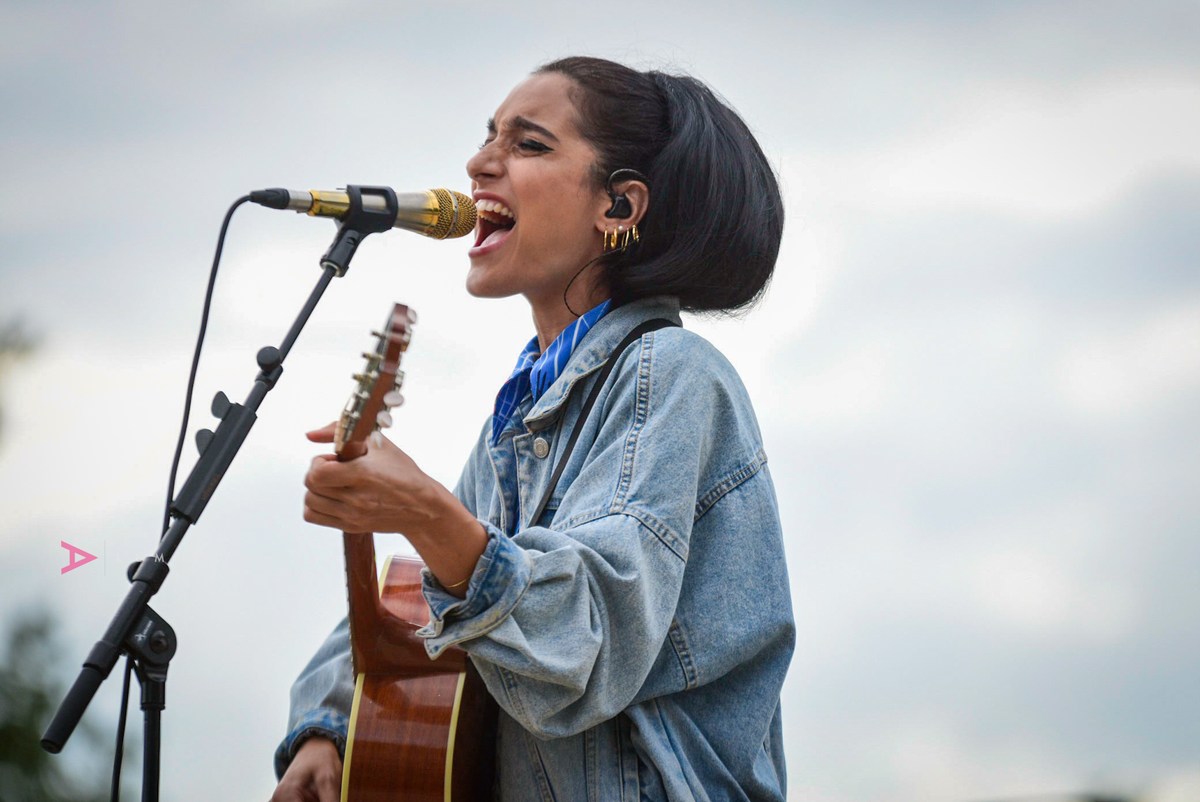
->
<box><xmin>2</xmin><ymin>1</ymin><xmax>1199</xmax><ymax>800</ymax></box>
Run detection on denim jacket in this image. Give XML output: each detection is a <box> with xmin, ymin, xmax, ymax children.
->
<box><xmin>276</xmin><ymin>297</ymin><xmax>795</xmax><ymax>801</ymax></box>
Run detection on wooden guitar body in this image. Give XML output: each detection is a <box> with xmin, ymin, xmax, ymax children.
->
<box><xmin>335</xmin><ymin>304</ymin><xmax>497</xmax><ymax>801</ymax></box>
<box><xmin>341</xmin><ymin>554</ymin><xmax>496</xmax><ymax>802</ymax></box>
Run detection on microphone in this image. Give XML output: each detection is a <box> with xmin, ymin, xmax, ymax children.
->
<box><xmin>250</xmin><ymin>186</ymin><xmax>477</xmax><ymax>240</ymax></box>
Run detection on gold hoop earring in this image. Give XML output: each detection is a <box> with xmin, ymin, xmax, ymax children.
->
<box><xmin>603</xmin><ymin>224</ymin><xmax>639</xmax><ymax>254</ymax></box>
<box><xmin>603</xmin><ymin>226</ymin><xmax>621</xmax><ymax>253</ymax></box>
<box><xmin>621</xmin><ymin>224</ymin><xmax>640</xmax><ymax>251</ymax></box>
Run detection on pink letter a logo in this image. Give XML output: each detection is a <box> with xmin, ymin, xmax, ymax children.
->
<box><xmin>61</xmin><ymin>541</ymin><xmax>98</xmax><ymax>574</ymax></box>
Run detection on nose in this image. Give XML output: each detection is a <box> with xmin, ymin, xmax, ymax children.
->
<box><xmin>467</xmin><ymin>141</ymin><xmax>501</xmax><ymax>184</ymax></box>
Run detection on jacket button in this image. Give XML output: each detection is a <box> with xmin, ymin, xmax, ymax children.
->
<box><xmin>533</xmin><ymin>437</ymin><xmax>550</xmax><ymax>458</ymax></box>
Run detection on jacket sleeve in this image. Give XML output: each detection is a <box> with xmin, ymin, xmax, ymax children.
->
<box><xmin>418</xmin><ymin>331</ymin><xmax>762</xmax><ymax>739</ymax></box>
<box><xmin>273</xmin><ymin>618</ymin><xmax>354</xmax><ymax>779</ymax></box>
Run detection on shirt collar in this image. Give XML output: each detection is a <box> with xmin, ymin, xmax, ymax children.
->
<box><xmin>491</xmin><ymin>299</ymin><xmax>613</xmax><ymax>445</ymax></box>
<box><xmin>523</xmin><ymin>296</ymin><xmax>682</xmax><ymax>430</ymax></box>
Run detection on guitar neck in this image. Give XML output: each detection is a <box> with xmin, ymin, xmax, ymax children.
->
<box><xmin>342</xmin><ymin>531</ymin><xmax>382</xmax><ymax>675</ymax></box>
<box><xmin>336</xmin><ymin>302</ymin><xmax>463</xmax><ymax>677</ymax></box>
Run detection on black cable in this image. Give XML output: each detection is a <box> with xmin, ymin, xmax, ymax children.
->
<box><xmin>162</xmin><ymin>195</ymin><xmax>250</xmax><ymax>536</ymax></box>
<box><xmin>110</xmin><ymin>654</ymin><xmax>133</xmax><ymax>802</ymax></box>
<box><xmin>562</xmin><ymin>253</ymin><xmax>605</xmax><ymax>318</ymax></box>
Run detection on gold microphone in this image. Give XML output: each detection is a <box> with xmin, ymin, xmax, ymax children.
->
<box><xmin>250</xmin><ymin>186</ymin><xmax>477</xmax><ymax>240</ymax></box>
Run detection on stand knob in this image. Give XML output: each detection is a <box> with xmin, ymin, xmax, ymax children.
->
<box><xmin>257</xmin><ymin>346</ymin><xmax>282</xmax><ymax>373</ymax></box>
<box><xmin>211</xmin><ymin>391</ymin><xmax>231</xmax><ymax>418</ymax></box>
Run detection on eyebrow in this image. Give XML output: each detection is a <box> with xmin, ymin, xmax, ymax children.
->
<box><xmin>486</xmin><ymin>115</ymin><xmax>560</xmax><ymax>143</ymax></box>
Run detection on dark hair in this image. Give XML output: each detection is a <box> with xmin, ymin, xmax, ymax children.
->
<box><xmin>538</xmin><ymin>56</ymin><xmax>784</xmax><ymax>313</ymax></box>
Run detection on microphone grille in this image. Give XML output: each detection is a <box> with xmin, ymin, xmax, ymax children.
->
<box><xmin>429</xmin><ymin>189</ymin><xmax>477</xmax><ymax>239</ymax></box>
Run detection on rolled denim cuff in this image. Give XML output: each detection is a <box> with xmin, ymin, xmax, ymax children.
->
<box><xmin>273</xmin><ymin>708</ymin><xmax>349</xmax><ymax>780</ymax></box>
<box><xmin>418</xmin><ymin>520</ymin><xmax>531</xmax><ymax>658</ymax></box>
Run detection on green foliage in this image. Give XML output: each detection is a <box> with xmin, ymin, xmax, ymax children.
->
<box><xmin>0</xmin><ymin>317</ymin><xmax>37</xmax><ymax>444</ymax></box>
<box><xmin>0</xmin><ymin>608</ymin><xmax>128</xmax><ymax>802</ymax></box>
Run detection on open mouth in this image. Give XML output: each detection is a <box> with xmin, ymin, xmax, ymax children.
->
<box><xmin>474</xmin><ymin>199</ymin><xmax>516</xmax><ymax>249</ymax></box>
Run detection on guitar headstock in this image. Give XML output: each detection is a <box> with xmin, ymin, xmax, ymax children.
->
<box><xmin>335</xmin><ymin>303</ymin><xmax>417</xmax><ymax>459</ymax></box>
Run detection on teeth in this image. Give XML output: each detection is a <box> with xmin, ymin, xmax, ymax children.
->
<box><xmin>476</xmin><ymin>199</ymin><xmax>515</xmax><ymax>220</ymax></box>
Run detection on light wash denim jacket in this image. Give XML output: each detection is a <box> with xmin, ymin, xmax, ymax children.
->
<box><xmin>276</xmin><ymin>297</ymin><xmax>795</xmax><ymax>801</ymax></box>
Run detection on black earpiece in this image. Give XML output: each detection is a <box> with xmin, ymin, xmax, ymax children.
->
<box><xmin>604</xmin><ymin>169</ymin><xmax>648</xmax><ymax>219</ymax></box>
<box><xmin>605</xmin><ymin>194</ymin><xmax>632</xmax><ymax>219</ymax></box>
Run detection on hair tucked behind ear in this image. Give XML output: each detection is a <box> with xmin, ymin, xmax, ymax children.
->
<box><xmin>538</xmin><ymin>56</ymin><xmax>784</xmax><ymax>313</ymax></box>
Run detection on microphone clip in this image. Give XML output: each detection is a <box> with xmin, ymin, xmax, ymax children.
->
<box><xmin>321</xmin><ymin>185</ymin><xmax>399</xmax><ymax>276</ymax></box>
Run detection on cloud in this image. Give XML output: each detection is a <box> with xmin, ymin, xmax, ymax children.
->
<box><xmin>794</xmin><ymin>71</ymin><xmax>1200</xmax><ymax>221</ymax></box>
<box><xmin>4</xmin><ymin>3</ymin><xmax>1200</xmax><ymax>801</ymax></box>
<box><xmin>765</xmin><ymin>156</ymin><xmax>1200</xmax><ymax>797</ymax></box>
<box><xmin>1055</xmin><ymin>300</ymin><xmax>1200</xmax><ymax>421</ymax></box>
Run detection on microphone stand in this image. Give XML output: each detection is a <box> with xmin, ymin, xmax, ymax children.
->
<box><xmin>41</xmin><ymin>186</ymin><xmax>401</xmax><ymax>801</ymax></box>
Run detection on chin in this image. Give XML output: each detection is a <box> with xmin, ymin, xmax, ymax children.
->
<box><xmin>464</xmin><ymin>263</ymin><xmax>517</xmax><ymax>300</ymax></box>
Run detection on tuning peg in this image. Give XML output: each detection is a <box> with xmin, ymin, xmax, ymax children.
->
<box><xmin>376</xmin><ymin>410</ymin><xmax>393</xmax><ymax>428</ymax></box>
<box><xmin>384</xmin><ymin>390</ymin><xmax>404</xmax><ymax>407</ymax></box>
<box><xmin>196</xmin><ymin>428</ymin><xmax>214</xmax><ymax>454</ymax></box>
<box><xmin>360</xmin><ymin>351</ymin><xmax>382</xmax><ymax>364</ymax></box>
<box><xmin>211</xmin><ymin>391</ymin><xmax>231</xmax><ymax>419</ymax></box>
<box><xmin>406</xmin><ymin>308</ymin><xmax>419</xmax><ymax>325</ymax></box>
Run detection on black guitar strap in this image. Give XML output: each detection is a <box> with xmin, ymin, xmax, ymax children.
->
<box><xmin>526</xmin><ymin>318</ymin><xmax>680</xmax><ymax>528</ymax></box>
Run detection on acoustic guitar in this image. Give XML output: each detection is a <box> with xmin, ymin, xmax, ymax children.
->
<box><xmin>334</xmin><ymin>303</ymin><xmax>496</xmax><ymax>801</ymax></box>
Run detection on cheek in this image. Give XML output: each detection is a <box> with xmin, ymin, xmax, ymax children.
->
<box><xmin>521</xmin><ymin>218</ymin><xmax>596</xmax><ymax>274</ymax></box>
<box><xmin>531</xmin><ymin>191</ymin><xmax>601</xmax><ymax>248</ymax></box>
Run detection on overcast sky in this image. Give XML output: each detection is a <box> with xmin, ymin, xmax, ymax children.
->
<box><xmin>2</xmin><ymin>2</ymin><xmax>1199</xmax><ymax>801</ymax></box>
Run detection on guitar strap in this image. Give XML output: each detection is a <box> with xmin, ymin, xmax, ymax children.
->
<box><xmin>526</xmin><ymin>317</ymin><xmax>680</xmax><ymax>528</ymax></box>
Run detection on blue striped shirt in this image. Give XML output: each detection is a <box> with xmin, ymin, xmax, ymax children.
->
<box><xmin>491</xmin><ymin>299</ymin><xmax>613</xmax><ymax>445</ymax></box>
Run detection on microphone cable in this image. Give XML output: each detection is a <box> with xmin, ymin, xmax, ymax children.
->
<box><xmin>110</xmin><ymin>194</ymin><xmax>249</xmax><ymax>802</ymax></box>
<box><xmin>161</xmin><ymin>195</ymin><xmax>250</xmax><ymax>538</ymax></box>
<box><xmin>109</xmin><ymin>655</ymin><xmax>133</xmax><ymax>801</ymax></box>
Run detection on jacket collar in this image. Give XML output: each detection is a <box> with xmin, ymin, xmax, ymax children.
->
<box><xmin>523</xmin><ymin>296</ymin><xmax>682</xmax><ymax>431</ymax></box>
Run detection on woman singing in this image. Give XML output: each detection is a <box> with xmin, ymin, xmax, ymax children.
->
<box><xmin>271</xmin><ymin>56</ymin><xmax>794</xmax><ymax>801</ymax></box>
